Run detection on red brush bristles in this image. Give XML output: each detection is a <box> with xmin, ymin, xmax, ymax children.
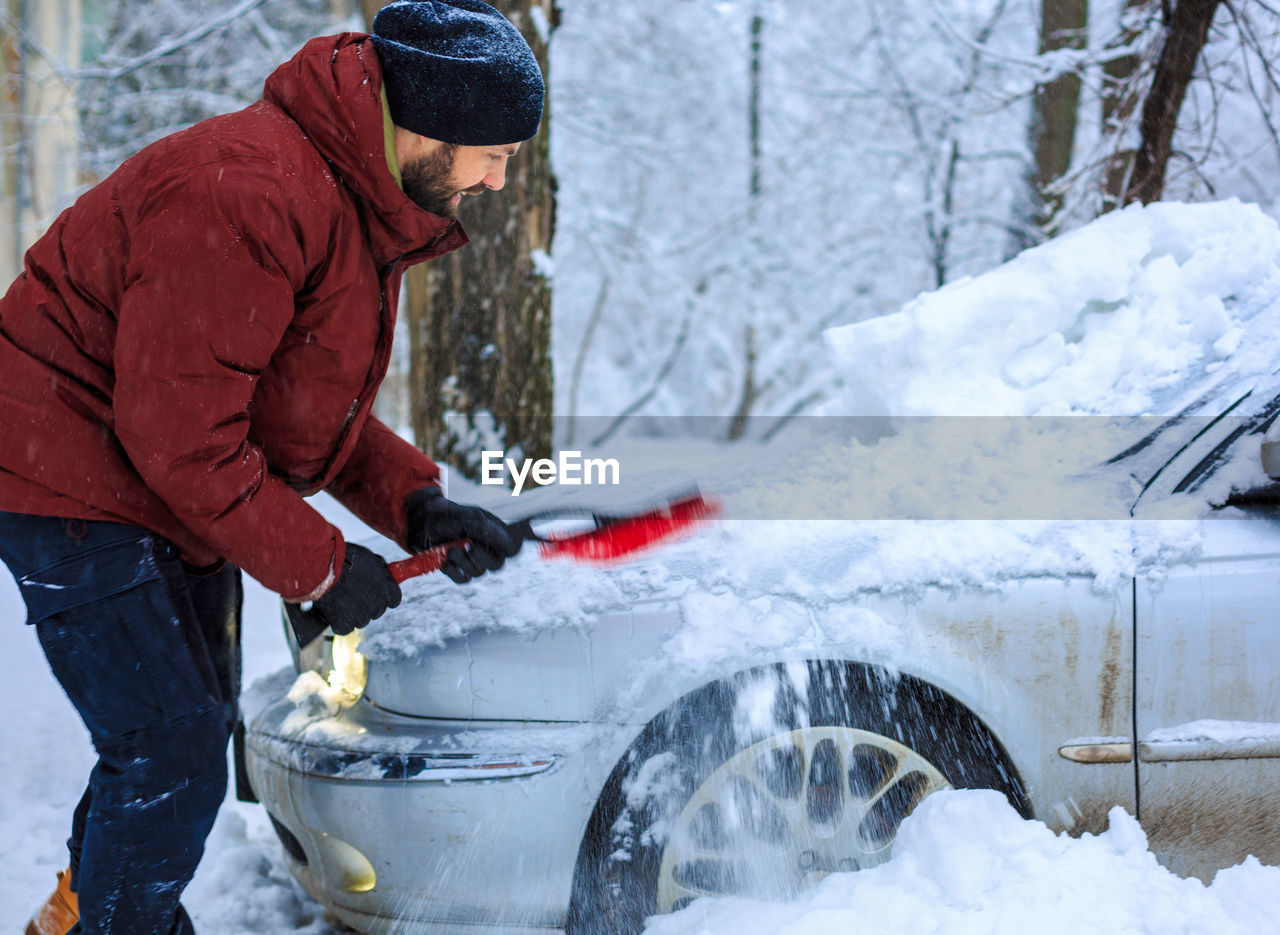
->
<box><xmin>536</xmin><ymin>493</ymin><xmax>722</xmax><ymax>565</ymax></box>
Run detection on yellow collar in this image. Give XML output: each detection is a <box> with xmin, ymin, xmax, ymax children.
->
<box><xmin>381</xmin><ymin>87</ymin><xmax>402</xmax><ymax>188</ymax></box>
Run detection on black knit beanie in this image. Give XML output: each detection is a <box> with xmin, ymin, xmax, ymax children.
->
<box><xmin>371</xmin><ymin>0</ymin><xmax>544</xmax><ymax>146</ymax></box>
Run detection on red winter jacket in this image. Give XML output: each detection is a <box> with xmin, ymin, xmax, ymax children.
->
<box><xmin>0</xmin><ymin>34</ymin><xmax>469</xmax><ymax>600</ymax></box>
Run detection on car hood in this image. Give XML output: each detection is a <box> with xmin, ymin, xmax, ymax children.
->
<box><xmin>354</xmin><ymin>380</ymin><xmax>1280</xmax><ymax>721</ymax></box>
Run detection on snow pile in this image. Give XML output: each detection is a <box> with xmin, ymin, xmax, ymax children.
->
<box><xmin>644</xmin><ymin>790</ymin><xmax>1280</xmax><ymax>935</ymax></box>
<box><xmin>826</xmin><ymin>200</ymin><xmax>1280</xmax><ymax>417</ymax></box>
<box><xmin>185</xmin><ymin>809</ymin><xmax>333</xmax><ymax>935</ymax></box>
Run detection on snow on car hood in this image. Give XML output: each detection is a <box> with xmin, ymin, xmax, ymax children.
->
<box><xmin>361</xmin><ymin>505</ymin><xmax>1202</xmax><ymax>682</ymax></box>
<box><xmin>361</xmin><ymin>200</ymin><xmax>1280</xmax><ymax>677</ymax></box>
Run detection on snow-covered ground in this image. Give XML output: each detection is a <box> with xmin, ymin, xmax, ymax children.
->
<box><xmin>646</xmin><ymin>790</ymin><xmax>1280</xmax><ymax>935</ymax></box>
<box><xmin>7</xmin><ymin>200</ymin><xmax>1280</xmax><ymax>933</ymax></box>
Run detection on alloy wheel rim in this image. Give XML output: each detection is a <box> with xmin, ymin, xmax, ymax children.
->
<box><xmin>655</xmin><ymin>726</ymin><xmax>951</xmax><ymax>913</ymax></box>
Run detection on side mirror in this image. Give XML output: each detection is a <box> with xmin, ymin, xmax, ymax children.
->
<box><xmin>1263</xmin><ymin>422</ymin><xmax>1280</xmax><ymax>479</ymax></box>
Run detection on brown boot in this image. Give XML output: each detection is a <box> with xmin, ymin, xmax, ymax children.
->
<box><xmin>24</xmin><ymin>868</ymin><xmax>79</xmax><ymax>935</ymax></box>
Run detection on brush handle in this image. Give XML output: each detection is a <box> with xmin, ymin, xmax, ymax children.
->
<box><xmin>289</xmin><ymin>544</ymin><xmax>462</xmax><ymax>649</ymax></box>
<box><xmin>389</xmin><ymin>545</ymin><xmax>454</xmax><ymax>583</ymax></box>
<box><xmin>389</xmin><ymin>520</ymin><xmax>540</xmax><ymax>583</ymax></box>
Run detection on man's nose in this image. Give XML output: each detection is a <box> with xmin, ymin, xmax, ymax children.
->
<box><xmin>483</xmin><ymin>164</ymin><xmax>508</xmax><ymax>191</ymax></box>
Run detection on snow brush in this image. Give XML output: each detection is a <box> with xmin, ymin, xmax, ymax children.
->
<box><xmin>289</xmin><ymin>490</ymin><xmax>721</xmax><ymax>649</ymax></box>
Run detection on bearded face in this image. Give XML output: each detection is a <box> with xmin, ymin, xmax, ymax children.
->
<box><xmin>394</xmin><ymin>133</ymin><xmax>520</xmax><ymax>218</ymax></box>
<box><xmin>401</xmin><ymin>143</ymin><xmax>481</xmax><ymax>218</ymax></box>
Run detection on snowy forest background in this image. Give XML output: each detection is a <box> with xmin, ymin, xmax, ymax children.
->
<box><xmin>5</xmin><ymin>0</ymin><xmax>1280</xmax><ymax>459</ymax></box>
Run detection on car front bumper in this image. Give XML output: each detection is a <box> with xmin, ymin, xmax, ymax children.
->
<box><xmin>244</xmin><ymin>683</ymin><xmax>620</xmax><ymax>934</ymax></box>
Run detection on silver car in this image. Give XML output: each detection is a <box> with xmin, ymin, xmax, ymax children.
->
<box><xmin>243</xmin><ymin>387</ymin><xmax>1280</xmax><ymax>934</ymax></box>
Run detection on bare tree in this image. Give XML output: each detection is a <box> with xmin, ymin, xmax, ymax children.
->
<box><xmin>1</xmin><ymin>0</ymin><xmax>23</xmax><ymax>281</ymax></box>
<box><xmin>726</xmin><ymin>5</ymin><xmax>765</xmax><ymax>441</ymax></box>
<box><xmin>1</xmin><ymin>0</ymin><xmax>84</xmax><ymax>282</ymax></box>
<box><xmin>1046</xmin><ymin>0</ymin><xmax>1280</xmax><ymax>219</ymax></box>
<box><xmin>1000</xmin><ymin>0</ymin><xmax>1275</xmax><ymax>229</ymax></box>
<box><xmin>872</xmin><ymin>0</ymin><xmax>1023</xmax><ymax>283</ymax></box>
<box><xmin>1126</xmin><ymin>0</ymin><xmax>1226</xmax><ymax>203</ymax></box>
<box><xmin>557</xmin><ymin>0</ymin><xmax>1039</xmax><ymax>437</ymax></box>
<box><xmin>1030</xmin><ymin>0</ymin><xmax>1089</xmax><ymax>234</ymax></box>
<box><xmin>1100</xmin><ymin>0</ymin><xmax>1151</xmax><ymax>209</ymax></box>
<box><xmin>73</xmin><ymin>0</ymin><xmax>337</xmax><ymax>179</ymax></box>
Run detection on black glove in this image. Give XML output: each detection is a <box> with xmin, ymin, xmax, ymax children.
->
<box><xmin>406</xmin><ymin>486</ymin><xmax>523</xmax><ymax>584</ymax></box>
<box><xmin>311</xmin><ymin>543</ymin><xmax>402</xmax><ymax>636</ymax></box>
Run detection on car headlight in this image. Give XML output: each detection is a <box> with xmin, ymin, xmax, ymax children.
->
<box><xmin>328</xmin><ymin>630</ymin><xmax>368</xmax><ymax>702</ymax></box>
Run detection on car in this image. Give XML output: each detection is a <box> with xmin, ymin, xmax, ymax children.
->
<box><xmin>241</xmin><ymin>387</ymin><xmax>1280</xmax><ymax>934</ymax></box>
<box><xmin>243</xmin><ymin>202</ymin><xmax>1280</xmax><ymax>934</ymax></box>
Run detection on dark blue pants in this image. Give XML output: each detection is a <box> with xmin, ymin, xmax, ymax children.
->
<box><xmin>0</xmin><ymin>513</ymin><xmax>241</xmax><ymax>935</ymax></box>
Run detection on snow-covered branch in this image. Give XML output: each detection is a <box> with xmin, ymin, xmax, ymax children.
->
<box><xmin>74</xmin><ymin>0</ymin><xmax>273</xmax><ymax>80</ymax></box>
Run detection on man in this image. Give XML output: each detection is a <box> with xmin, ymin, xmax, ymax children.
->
<box><xmin>0</xmin><ymin>2</ymin><xmax>542</xmax><ymax>933</ymax></box>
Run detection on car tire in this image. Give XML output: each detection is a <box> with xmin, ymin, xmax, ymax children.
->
<box><xmin>566</xmin><ymin>660</ymin><xmax>1029</xmax><ymax>935</ymax></box>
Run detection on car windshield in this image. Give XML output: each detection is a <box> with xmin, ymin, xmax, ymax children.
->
<box><xmin>1104</xmin><ymin>371</ymin><xmax>1280</xmax><ymax>512</ymax></box>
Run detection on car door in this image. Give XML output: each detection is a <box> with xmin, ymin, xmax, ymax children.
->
<box><xmin>1135</xmin><ymin>514</ymin><xmax>1280</xmax><ymax>880</ymax></box>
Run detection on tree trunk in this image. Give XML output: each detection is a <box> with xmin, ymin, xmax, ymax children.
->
<box><xmin>410</xmin><ymin>0</ymin><xmax>555</xmax><ymax>474</ymax></box>
<box><xmin>1030</xmin><ymin>0</ymin><xmax>1088</xmax><ymax>234</ymax></box>
<box><xmin>1100</xmin><ymin>0</ymin><xmax>1149</xmax><ymax>210</ymax></box>
<box><xmin>356</xmin><ymin>0</ymin><xmax>382</xmax><ymax>28</ymax></box>
<box><xmin>1</xmin><ymin>0</ymin><xmax>22</xmax><ymax>284</ymax></box>
<box><xmin>728</xmin><ymin>7</ymin><xmax>764</xmax><ymax>442</ymax></box>
<box><xmin>1126</xmin><ymin>0</ymin><xmax>1223</xmax><ymax>205</ymax></box>
<box><xmin>1</xmin><ymin>0</ymin><xmax>81</xmax><ymax>282</ymax></box>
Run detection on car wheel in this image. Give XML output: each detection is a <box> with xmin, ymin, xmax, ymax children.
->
<box><xmin>567</xmin><ymin>661</ymin><xmax>1029</xmax><ymax>935</ymax></box>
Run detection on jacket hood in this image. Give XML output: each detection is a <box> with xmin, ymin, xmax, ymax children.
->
<box><xmin>263</xmin><ymin>33</ymin><xmax>468</xmax><ymax>265</ymax></box>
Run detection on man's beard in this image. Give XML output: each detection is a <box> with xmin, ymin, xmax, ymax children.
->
<box><xmin>401</xmin><ymin>143</ymin><xmax>459</xmax><ymax>217</ymax></box>
<box><xmin>400</xmin><ymin>143</ymin><xmax>482</xmax><ymax>218</ymax></box>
